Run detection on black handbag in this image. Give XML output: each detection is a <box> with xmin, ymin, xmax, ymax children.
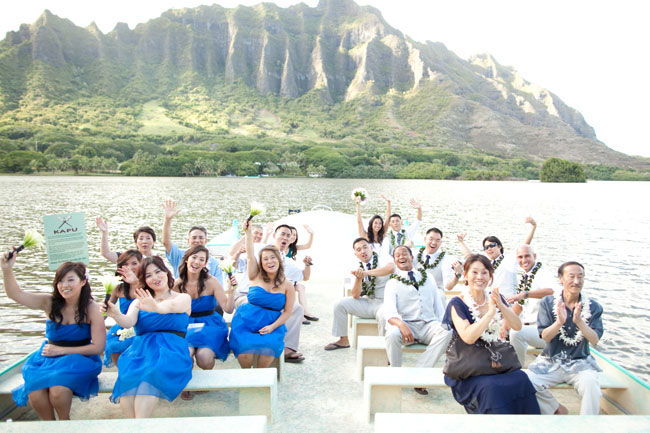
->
<box><xmin>443</xmin><ymin>332</ymin><xmax>521</xmax><ymax>380</ymax></box>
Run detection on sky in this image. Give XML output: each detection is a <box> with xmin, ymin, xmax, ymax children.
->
<box><xmin>2</xmin><ymin>0</ymin><xmax>649</xmax><ymax>157</ymax></box>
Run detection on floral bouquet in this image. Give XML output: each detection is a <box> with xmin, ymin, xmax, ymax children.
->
<box><xmin>247</xmin><ymin>202</ymin><xmax>265</xmax><ymax>222</ymax></box>
<box><xmin>351</xmin><ymin>187</ymin><xmax>368</xmax><ymax>205</ymax></box>
<box><xmin>99</xmin><ymin>274</ymin><xmax>122</xmax><ymax>314</ymax></box>
<box><xmin>7</xmin><ymin>229</ymin><xmax>45</xmax><ymax>259</ymax></box>
<box><xmin>116</xmin><ymin>327</ymin><xmax>135</xmax><ymax>341</ymax></box>
<box><xmin>220</xmin><ymin>261</ymin><xmax>238</xmax><ymax>289</ymax></box>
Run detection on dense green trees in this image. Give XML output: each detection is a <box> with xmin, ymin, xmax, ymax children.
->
<box><xmin>540</xmin><ymin>158</ymin><xmax>586</xmax><ymax>183</ymax></box>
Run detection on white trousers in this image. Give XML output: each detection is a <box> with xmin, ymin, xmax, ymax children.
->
<box><xmin>331</xmin><ymin>296</ymin><xmax>384</xmax><ymax>337</ymax></box>
<box><xmin>525</xmin><ymin>368</ymin><xmax>601</xmax><ymax>414</ymax></box>
<box><xmin>385</xmin><ymin>320</ymin><xmax>451</xmax><ymax>368</ymax></box>
<box><xmin>510</xmin><ymin>324</ymin><xmax>546</xmax><ymax>365</ymax></box>
<box><xmin>234</xmin><ymin>292</ymin><xmax>304</xmax><ymax>352</ymax></box>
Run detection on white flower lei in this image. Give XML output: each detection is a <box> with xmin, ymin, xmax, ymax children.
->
<box><xmin>553</xmin><ymin>293</ymin><xmax>592</xmax><ymax>346</ymax></box>
<box><xmin>463</xmin><ymin>289</ymin><xmax>504</xmax><ymax>343</ymax></box>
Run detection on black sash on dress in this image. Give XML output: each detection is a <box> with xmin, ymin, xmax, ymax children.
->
<box><xmin>47</xmin><ymin>339</ymin><xmax>91</xmax><ymax>347</ymax></box>
<box><xmin>140</xmin><ymin>330</ymin><xmax>186</xmax><ymax>338</ymax></box>
<box><xmin>190</xmin><ymin>310</ymin><xmax>213</xmax><ymax>318</ymax></box>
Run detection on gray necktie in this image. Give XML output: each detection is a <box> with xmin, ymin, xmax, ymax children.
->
<box><xmin>396</xmin><ymin>232</ymin><xmax>403</xmax><ymax>244</ymax></box>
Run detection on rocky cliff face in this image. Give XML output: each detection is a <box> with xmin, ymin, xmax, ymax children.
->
<box><xmin>0</xmin><ymin>0</ymin><xmax>643</xmax><ymax>167</ymax></box>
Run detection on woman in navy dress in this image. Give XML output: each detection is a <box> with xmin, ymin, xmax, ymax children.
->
<box><xmin>443</xmin><ymin>254</ymin><xmax>540</xmax><ymax>414</ymax></box>
<box><xmin>103</xmin><ymin>249</ymin><xmax>142</xmax><ymax>367</ymax></box>
<box><xmin>104</xmin><ymin>256</ymin><xmax>192</xmax><ymax>418</ymax></box>
<box><xmin>1</xmin><ymin>255</ymin><xmax>104</xmax><ymax>420</ymax></box>
<box><xmin>229</xmin><ymin>220</ymin><xmax>295</xmax><ymax>368</ymax></box>
<box><xmin>174</xmin><ymin>245</ymin><xmax>234</xmax><ymax>399</ymax></box>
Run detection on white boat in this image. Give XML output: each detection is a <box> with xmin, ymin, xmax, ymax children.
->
<box><xmin>1</xmin><ymin>210</ymin><xmax>649</xmax><ymax>430</ymax></box>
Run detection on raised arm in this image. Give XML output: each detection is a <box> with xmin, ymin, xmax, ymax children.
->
<box><xmin>297</xmin><ymin>225</ymin><xmax>314</xmax><ymax>251</ymax></box>
<box><xmin>523</xmin><ymin>216</ymin><xmax>537</xmax><ymax>245</ymax></box>
<box><xmin>137</xmin><ymin>288</ymin><xmax>191</xmax><ymax>315</ymax></box>
<box><xmin>1</xmin><ymin>253</ymin><xmax>51</xmax><ymax>311</ymax></box>
<box><xmin>381</xmin><ymin>194</ymin><xmax>392</xmax><ymax>225</ymax></box>
<box><xmin>262</xmin><ymin>222</ymin><xmax>273</xmax><ymax>244</ymax></box>
<box><xmin>96</xmin><ymin>217</ymin><xmax>118</xmax><ymax>263</ymax></box>
<box><xmin>363</xmin><ymin>262</ymin><xmax>395</xmax><ymax>277</ymax></box>
<box><xmin>104</xmin><ymin>297</ymin><xmax>140</xmax><ymax>329</ymax></box>
<box><xmin>349</xmin><ymin>268</ymin><xmax>364</xmax><ymax>299</ymax></box>
<box><xmin>410</xmin><ymin>198</ymin><xmax>422</xmax><ymax>222</ymax></box>
<box><xmin>162</xmin><ymin>200</ymin><xmax>181</xmax><ymax>254</ymax></box>
<box><xmin>228</xmin><ymin>237</ymin><xmax>246</xmax><ymax>259</ymax></box>
<box><xmin>456</xmin><ymin>233</ymin><xmax>473</xmax><ymax>259</ymax></box>
<box><xmin>245</xmin><ymin>221</ymin><xmax>260</xmax><ymax>280</ymax></box>
<box><xmin>355</xmin><ymin>198</ymin><xmax>369</xmax><ymax>238</ymax></box>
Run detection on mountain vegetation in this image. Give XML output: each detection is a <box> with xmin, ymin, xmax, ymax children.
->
<box><xmin>1</xmin><ymin>0</ymin><xmax>648</xmax><ymax>180</ymax></box>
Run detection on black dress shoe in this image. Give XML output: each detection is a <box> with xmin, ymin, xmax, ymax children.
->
<box><xmin>414</xmin><ymin>387</ymin><xmax>429</xmax><ymax>395</ymax></box>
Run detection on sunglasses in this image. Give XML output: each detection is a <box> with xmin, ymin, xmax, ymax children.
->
<box><xmin>483</xmin><ymin>243</ymin><xmax>498</xmax><ymax>251</ymax></box>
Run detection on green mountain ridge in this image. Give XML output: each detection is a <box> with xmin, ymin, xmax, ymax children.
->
<box><xmin>0</xmin><ymin>0</ymin><xmax>647</xmax><ymax>178</ymax></box>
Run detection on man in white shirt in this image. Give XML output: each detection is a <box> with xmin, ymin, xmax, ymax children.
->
<box><xmin>414</xmin><ymin>227</ymin><xmax>463</xmax><ymax>295</ymax></box>
<box><xmin>324</xmin><ymin>237</ymin><xmax>394</xmax><ymax>351</ymax></box>
<box><xmin>381</xmin><ymin>198</ymin><xmax>423</xmax><ymax>257</ymax></box>
<box><xmin>506</xmin><ymin>244</ymin><xmax>557</xmax><ymax>365</ymax></box>
<box><xmin>457</xmin><ymin>216</ymin><xmax>537</xmax><ymax>298</ymax></box>
<box><xmin>232</xmin><ymin>224</ymin><xmax>311</xmax><ymax>363</ymax></box>
<box><xmin>384</xmin><ymin>246</ymin><xmax>451</xmax><ymax>394</ymax></box>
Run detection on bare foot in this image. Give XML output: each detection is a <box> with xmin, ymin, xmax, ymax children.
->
<box><xmin>554</xmin><ymin>404</ymin><xmax>568</xmax><ymax>415</ymax></box>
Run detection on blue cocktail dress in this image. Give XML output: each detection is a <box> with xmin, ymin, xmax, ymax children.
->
<box><xmin>229</xmin><ymin>286</ymin><xmax>287</xmax><ymax>358</ymax></box>
<box><xmin>110</xmin><ymin>311</ymin><xmax>192</xmax><ymax>402</ymax></box>
<box><xmin>12</xmin><ymin>321</ymin><xmax>102</xmax><ymax>406</ymax></box>
<box><xmin>187</xmin><ymin>295</ymin><xmax>229</xmax><ymax>361</ymax></box>
<box><xmin>442</xmin><ymin>297</ymin><xmax>540</xmax><ymax>414</ymax></box>
<box><xmin>103</xmin><ymin>297</ymin><xmax>135</xmax><ymax>367</ymax></box>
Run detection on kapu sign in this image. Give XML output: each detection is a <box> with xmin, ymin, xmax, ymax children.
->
<box><xmin>43</xmin><ymin>212</ymin><xmax>89</xmax><ymax>270</ymax></box>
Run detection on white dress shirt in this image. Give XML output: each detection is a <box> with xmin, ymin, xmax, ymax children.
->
<box><xmin>349</xmin><ymin>252</ymin><xmax>391</xmax><ymax>300</ymax></box>
<box><xmin>383</xmin><ymin>268</ymin><xmax>446</xmax><ymax>323</ymax></box>
<box><xmin>414</xmin><ymin>248</ymin><xmax>456</xmax><ymax>290</ymax></box>
<box><xmin>491</xmin><ymin>252</ymin><xmax>518</xmax><ymax>298</ymax></box>
<box><xmin>235</xmin><ymin>243</ymin><xmax>304</xmax><ymax>296</ymax></box>
<box><xmin>516</xmin><ymin>263</ymin><xmax>560</xmax><ymax>324</ymax></box>
<box><xmin>381</xmin><ymin>218</ymin><xmax>422</xmax><ymax>257</ymax></box>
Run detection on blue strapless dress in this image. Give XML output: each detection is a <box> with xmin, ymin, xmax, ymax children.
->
<box><xmin>229</xmin><ymin>286</ymin><xmax>287</xmax><ymax>358</ymax></box>
<box><xmin>12</xmin><ymin>321</ymin><xmax>102</xmax><ymax>406</ymax></box>
<box><xmin>187</xmin><ymin>295</ymin><xmax>229</xmax><ymax>361</ymax></box>
<box><xmin>103</xmin><ymin>297</ymin><xmax>135</xmax><ymax>367</ymax></box>
<box><xmin>110</xmin><ymin>311</ymin><xmax>192</xmax><ymax>403</ymax></box>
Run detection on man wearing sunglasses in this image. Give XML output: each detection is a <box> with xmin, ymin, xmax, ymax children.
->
<box><xmin>457</xmin><ymin>216</ymin><xmax>537</xmax><ymax>298</ymax></box>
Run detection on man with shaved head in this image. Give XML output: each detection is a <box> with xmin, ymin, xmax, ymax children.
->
<box><xmin>506</xmin><ymin>244</ymin><xmax>558</xmax><ymax>365</ymax></box>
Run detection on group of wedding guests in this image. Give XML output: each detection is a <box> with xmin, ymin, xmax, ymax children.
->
<box><xmin>1</xmin><ymin>200</ymin><xmax>314</xmax><ymax>419</ymax></box>
<box><xmin>327</xmin><ymin>196</ymin><xmax>604</xmax><ymax>415</ymax></box>
<box><xmin>0</xmin><ymin>194</ymin><xmax>604</xmax><ymax>420</ymax></box>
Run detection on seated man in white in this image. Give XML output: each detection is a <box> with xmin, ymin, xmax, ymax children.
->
<box><xmin>381</xmin><ymin>198</ymin><xmax>422</xmax><ymax>257</ymax></box>
<box><xmin>525</xmin><ymin>261</ymin><xmax>604</xmax><ymax>415</ymax></box>
<box><xmin>457</xmin><ymin>216</ymin><xmax>537</xmax><ymax>298</ymax></box>
<box><xmin>324</xmin><ymin>237</ymin><xmax>394</xmax><ymax>351</ymax></box>
<box><xmin>414</xmin><ymin>227</ymin><xmax>463</xmax><ymax>296</ymax></box>
<box><xmin>384</xmin><ymin>245</ymin><xmax>451</xmax><ymax>395</ymax></box>
<box><xmin>506</xmin><ymin>244</ymin><xmax>557</xmax><ymax>365</ymax></box>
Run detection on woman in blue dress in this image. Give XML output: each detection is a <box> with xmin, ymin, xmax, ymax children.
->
<box><xmin>103</xmin><ymin>249</ymin><xmax>142</xmax><ymax>367</ymax></box>
<box><xmin>174</xmin><ymin>245</ymin><xmax>235</xmax><ymax>399</ymax></box>
<box><xmin>1</xmin><ymin>255</ymin><xmax>104</xmax><ymax>420</ymax></box>
<box><xmin>104</xmin><ymin>256</ymin><xmax>192</xmax><ymax>418</ymax></box>
<box><xmin>229</xmin><ymin>220</ymin><xmax>295</xmax><ymax>368</ymax></box>
<box><xmin>443</xmin><ymin>254</ymin><xmax>540</xmax><ymax>414</ymax></box>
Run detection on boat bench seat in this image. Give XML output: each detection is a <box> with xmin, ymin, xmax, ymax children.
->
<box><xmin>373</xmin><ymin>413</ymin><xmax>650</xmax><ymax>432</ymax></box>
<box><xmin>99</xmin><ymin>368</ymin><xmax>277</xmax><ymax>422</ymax></box>
<box><xmin>356</xmin><ymin>335</ymin><xmax>545</xmax><ymax>380</ymax></box>
<box><xmin>351</xmin><ymin>317</ymin><xmax>382</xmax><ymax>349</ymax></box>
<box><xmin>356</xmin><ymin>336</ymin><xmax>428</xmax><ymax>380</ymax></box>
<box><xmin>363</xmin><ymin>366</ymin><xmax>628</xmax><ymax>421</ymax></box>
<box><xmin>0</xmin><ymin>416</ymin><xmax>267</xmax><ymax>432</ymax></box>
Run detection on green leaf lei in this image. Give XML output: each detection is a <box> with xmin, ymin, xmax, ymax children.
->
<box><xmin>492</xmin><ymin>254</ymin><xmax>504</xmax><ymax>270</ymax></box>
<box><xmin>417</xmin><ymin>247</ymin><xmax>445</xmax><ymax>270</ymax></box>
<box><xmin>360</xmin><ymin>252</ymin><xmax>379</xmax><ymax>297</ymax></box>
<box><xmin>516</xmin><ymin>262</ymin><xmax>542</xmax><ymax>305</ymax></box>
<box><xmin>390</xmin><ymin>229</ymin><xmax>407</xmax><ymax>250</ymax></box>
<box><xmin>389</xmin><ymin>267</ymin><xmax>428</xmax><ymax>290</ymax></box>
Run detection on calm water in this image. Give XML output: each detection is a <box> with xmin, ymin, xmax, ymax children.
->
<box><xmin>0</xmin><ymin>176</ymin><xmax>648</xmax><ymax>382</ymax></box>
